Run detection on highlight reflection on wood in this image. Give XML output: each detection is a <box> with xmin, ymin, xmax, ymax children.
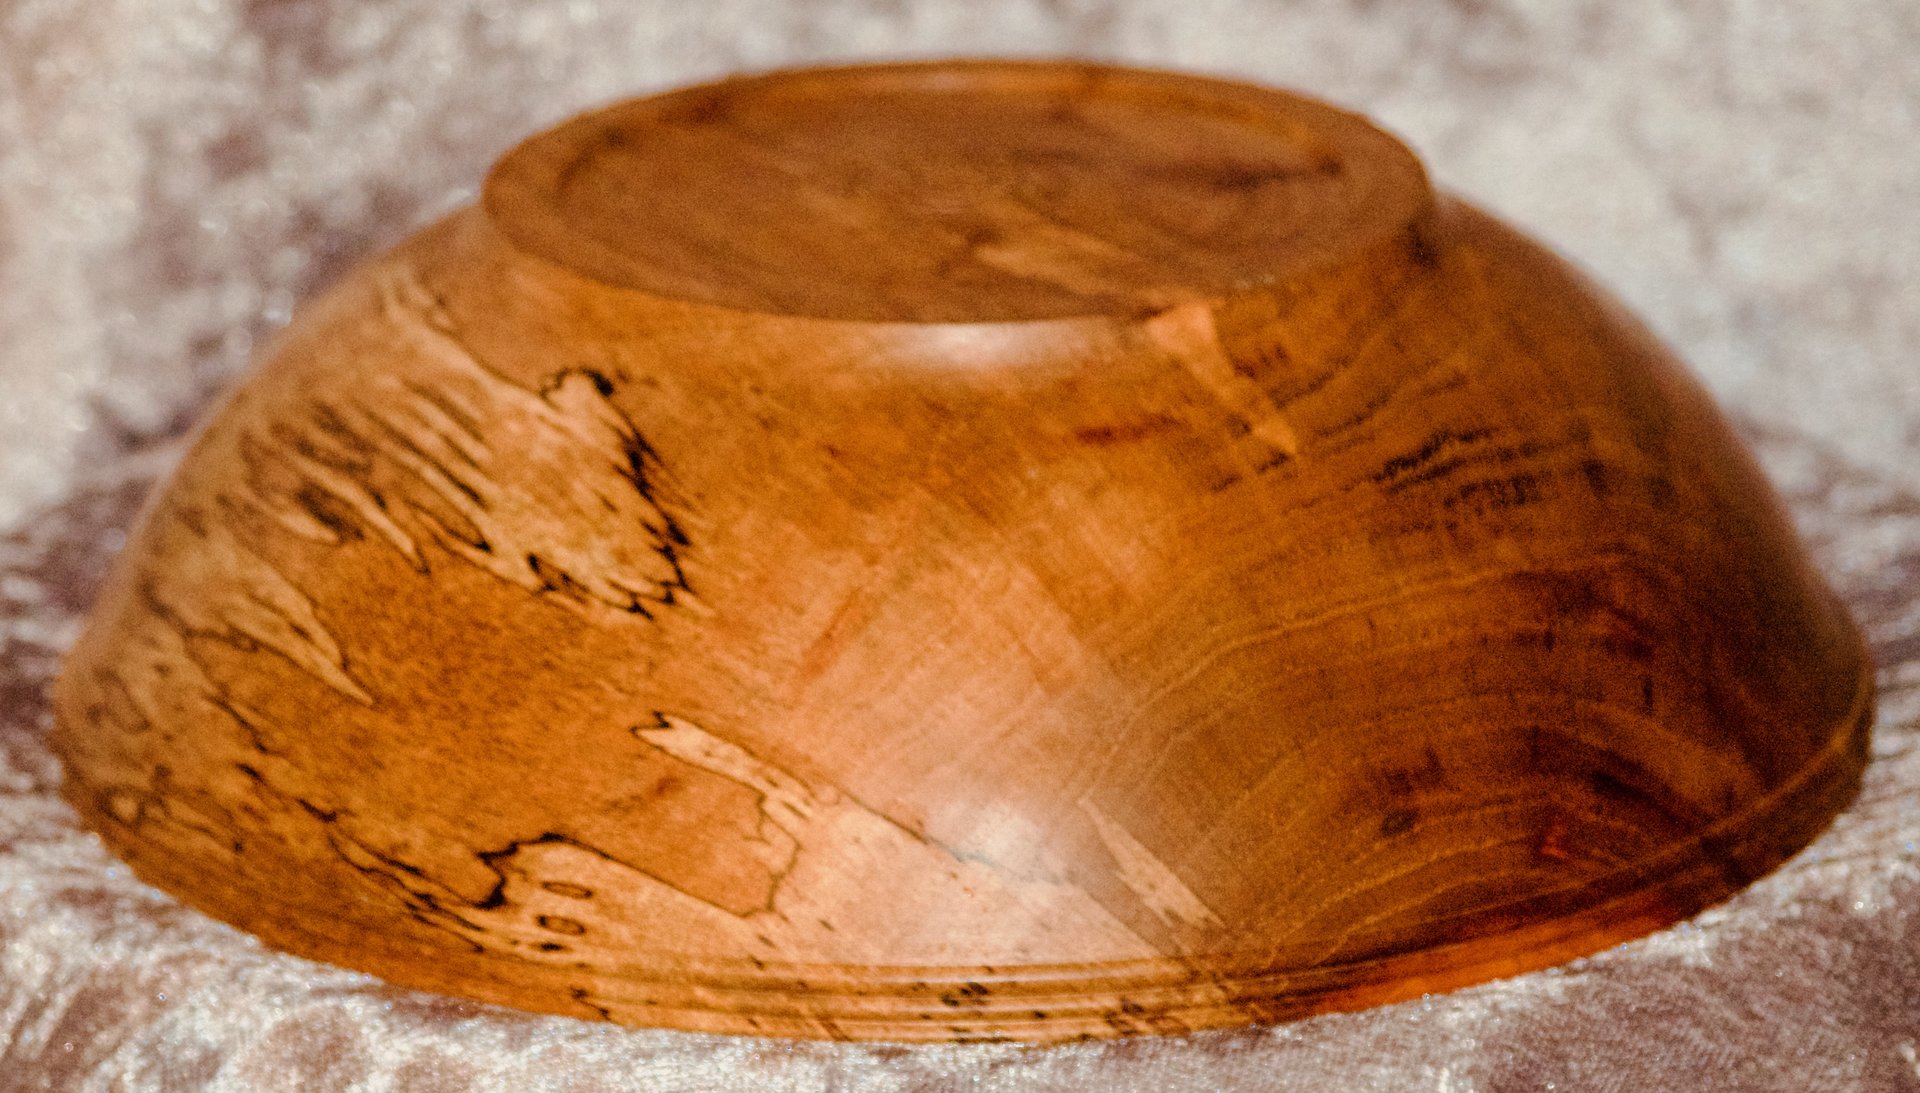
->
<box><xmin>52</xmin><ymin>61</ymin><xmax>1872</xmax><ymax>1043</ymax></box>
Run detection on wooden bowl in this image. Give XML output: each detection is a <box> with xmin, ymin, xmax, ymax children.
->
<box><xmin>52</xmin><ymin>60</ymin><xmax>1872</xmax><ymax>1043</ymax></box>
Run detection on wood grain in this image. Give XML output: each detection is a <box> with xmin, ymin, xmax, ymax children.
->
<box><xmin>51</xmin><ymin>60</ymin><xmax>1872</xmax><ymax>1042</ymax></box>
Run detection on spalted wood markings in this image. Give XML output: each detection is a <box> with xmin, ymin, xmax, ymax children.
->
<box><xmin>53</xmin><ymin>61</ymin><xmax>1873</xmax><ymax>1042</ymax></box>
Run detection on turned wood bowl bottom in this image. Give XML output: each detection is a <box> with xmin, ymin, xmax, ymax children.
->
<box><xmin>51</xmin><ymin>60</ymin><xmax>1872</xmax><ymax>1041</ymax></box>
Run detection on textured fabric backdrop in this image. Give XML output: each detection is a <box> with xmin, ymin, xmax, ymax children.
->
<box><xmin>2</xmin><ymin>1</ymin><xmax>1918</xmax><ymax>1089</ymax></box>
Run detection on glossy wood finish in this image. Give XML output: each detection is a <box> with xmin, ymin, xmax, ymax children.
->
<box><xmin>52</xmin><ymin>61</ymin><xmax>1872</xmax><ymax>1043</ymax></box>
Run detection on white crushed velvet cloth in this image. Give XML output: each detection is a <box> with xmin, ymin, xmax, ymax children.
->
<box><xmin>3</xmin><ymin>0</ymin><xmax>1918</xmax><ymax>1088</ymax></box>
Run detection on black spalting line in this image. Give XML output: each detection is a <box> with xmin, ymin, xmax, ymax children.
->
<box><xmin>321</xmin><ymin>828</ymin><xmax>494</xmax><ymax>954</ymax></box>
<box><xmin>567</xmin><ymin>986</ymin><xmax>613</xmax><ymax>1021</ymax></box>
<box><xmin>554</xmin><ymin>366</ymin><xmax>695</xmax><ymax>610</ymax></box>
<box><xmin>401</xmin><ymin>378</ymin><xmax>486</xmax><ymax>446</ymax></box>
<box><xmin>133</xmin><ymin>576</ymin><xmax>374</xmax><ymax>716</ymax></box>
<box><xmin>355</xmin><ymin>402</ymin><xmax>489</xmax><ymax>508</ymax></box>
<box><xmin>255</xmin><ymin>298</ymin><xmax>699</xmax><ymax>616</ymax></box>
<box><xmin>1368</xmin><ymin>426</ymin><xmax>1496</xmax><ymax>487</ymax></box>
<box><xmin>288</xmin><ymin>482</ymin><xmax>366</xmax><ymax>543</ymax></box>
